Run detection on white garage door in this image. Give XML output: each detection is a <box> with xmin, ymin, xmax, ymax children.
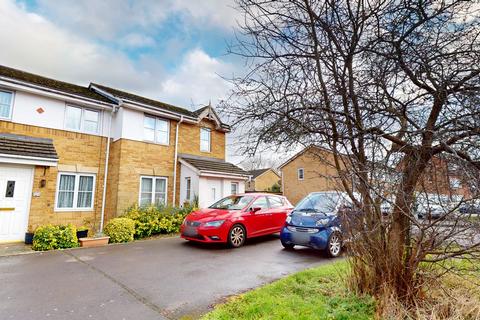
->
<box><xmin>0</xmin><ymin>165</ymin><xmax>33</xmax><ymax>242</ymax></box>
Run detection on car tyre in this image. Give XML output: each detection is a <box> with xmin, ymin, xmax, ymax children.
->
<box><xmin>228</xmin><ymin>224</ymin><xmax>246</xmax><ymax>248</ymax></box>
<box><xmin>326</xmin><ymin>232</ymin><xmax>342</xmax><ymax>258</ymax></box>
<box><xmin>281</xmin><ymin>239</ymin><xmax>295</xmax><ymax>250</ymax></box>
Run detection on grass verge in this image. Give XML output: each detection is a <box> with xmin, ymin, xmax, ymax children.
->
<box><xmin>201</xmin><ymin>260</ymin><xmax>375</xmax><ymax>320</ymax></box>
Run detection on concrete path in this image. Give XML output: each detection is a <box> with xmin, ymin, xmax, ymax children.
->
<box><xmin>0</xmin><ymin>235</ymin><xmax>335</xmax><ymax>320</ymax></box>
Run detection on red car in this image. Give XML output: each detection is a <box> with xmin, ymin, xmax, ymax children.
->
<box><xmin>181</xmin><ymin>193</ymin><xmax>293</xmax><ymax>248</ymax></box>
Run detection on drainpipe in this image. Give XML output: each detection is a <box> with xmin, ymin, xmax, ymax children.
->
<box><xmin>99</xmin><ymin>104</ymin><xmax>119</xmax><ymax>233</ymax></box>
<box><xmin>172</xmin><ymin>115</ymin><xmax>184</xmax><ymax>206</ymax></box>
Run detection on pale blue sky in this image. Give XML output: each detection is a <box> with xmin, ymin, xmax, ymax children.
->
<box><xmin>2</xmin><ymin>0</ymin><xmax>241</xmax><ymax>110</ymax></box>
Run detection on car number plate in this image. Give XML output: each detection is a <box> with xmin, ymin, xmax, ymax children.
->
<box><xmin>184</xmin><ymin>227</ymin><xmax>198</xmax><ymax>236</ymax></box>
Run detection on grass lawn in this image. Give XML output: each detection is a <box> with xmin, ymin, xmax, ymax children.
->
<box><xmin>201</xmin><ymin>260</ymin><xmax>375</xmax><ymax>320</ymax></box>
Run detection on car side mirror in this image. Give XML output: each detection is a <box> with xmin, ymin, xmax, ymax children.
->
<box><xmin>250</xmin><ymin>207</ymin><xmax>262</xmax><ymax>213</ymax></box>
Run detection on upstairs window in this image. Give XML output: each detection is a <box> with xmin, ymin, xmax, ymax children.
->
<box><xmin>144</xmin><ymin>115</ymin><xmax>169</xmax><ymax>145</ymax></box>
<box><xmin>298</xmin><ymin>168</ymin><xmax>304</xmax><ymax>180</ymax></box>
<box><xmin>200</xmin><ymin>128</ymin><xmax>211</xmax><ymax>152</ymax></box>
<box><xmin>0</xmin><ymin>90</ymin><xmax>13</xmax><ymax>119</ymax></box>
<box><xmin>65</xmin><ymin>105</ymin><xmax>100</xmax><ymax>134</ymax></box>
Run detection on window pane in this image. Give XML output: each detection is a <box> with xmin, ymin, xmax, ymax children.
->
<box><xmin>156</xmin><ymin>119</ymin><xmax>168</xmax><ymax>132</ymax></box>
<box><xmin>154</xmin><ymin>193</ymin><xmax>166</xmax><ymax>205</ymax></box>
<box><xmin>144</xmin><ymin>116</ymin><xmax>155</xmax><ymax>129</ymax></box>
<box><xmin>0</xmin><ymin>91</ymin><xmax>12</xmax><ymax>118</ymax></box>
<box><xmin>77</xmin><ymin>192</ymin><xmax>92</xmax><ymax>208</ymax></box>
<box><xmin>200</xmin><ymin>128</ymin><xmax>211</xmax><ymax>151</ymax></box>
<box><xmin>144</xmin><ymin>128</ymin><xmax>155</xmax><ymax>141</ymax></box>
<box><xmin>140</xmin><ymin>177</ymin><xmax>153</xmax><ymax>206</ymax></box>
<box><xmin>83</xmin><ymin>110</ymin><xmax>99</xmax><ymax>133</ymax></box>
<box><xmin>155</xmin><ymin>178</ymin><xmax>166</xmax><ymax>193</ymax></box>
<box><xmin>251</xmin><ymin>197</ymin><xmax>269</xmax><ymax>209</ymax></box>
<box><xmin>186</xmin><ymin>178</ymin><xmax>191</xmax><ymax>200</ymax></box>
<box><xmin>231</xmin><ymin>183</ymin><xmax>238</xmax><ymax>195</ymax></box>
<box><xmin>58</xmin><ymin>174</ymin><xmax>75</xmax><ymax>208</ymax></box>
<box><xmin>156</xmin><ymin>130</ymin><xmax>168</xmax><ymax>144</ymax></box>
<box><xmin>78</xmin><ymin>176</ymin><xmax>93</xmax><ymax>191</ymax></box>
<box><xmin>268</xmin><ymin>196</ymin><xmax>284</xmax><ymax>208</ymax></box>
<box><xmin>65</xmin><ymin>106</ymin><xmax>82</xmax><ymax>130</ymax></box>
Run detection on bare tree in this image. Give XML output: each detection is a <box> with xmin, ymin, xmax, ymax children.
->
<box><xmin>223</xmin><ymin>0</ymin><xmax>480</xmax><ymax>311</ymax></box>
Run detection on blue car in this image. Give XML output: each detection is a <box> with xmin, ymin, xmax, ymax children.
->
<box><xmin>280</xmin><ymin>191</ymin><xmax>358</xmax><ymax>257</ymax></box>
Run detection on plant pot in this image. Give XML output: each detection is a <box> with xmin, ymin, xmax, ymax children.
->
<box><xmin>25</xmin><ymin>232</ymin><xmax>34</xmax><ymax>245</ymax></box>
<box><xmin>76</xmin><ymin>230</ymin><xmax>88</xmax><ymax>239</ymax></box>
<box><xmin>78</xmin><ymin>236</ymin><xmax>110</xmax><ymax>248</ymax></box>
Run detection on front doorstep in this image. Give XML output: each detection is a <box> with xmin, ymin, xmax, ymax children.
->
<box><xmin>79</xmin><ymin>237</ymin><xmax>110</xmax><ymax>248</ymax></box>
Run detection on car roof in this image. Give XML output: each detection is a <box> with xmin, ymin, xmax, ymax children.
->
<box><xmin>235</xmin><ymin>193</ymin><xmax>284</xmax><ymax>197</ymax></box>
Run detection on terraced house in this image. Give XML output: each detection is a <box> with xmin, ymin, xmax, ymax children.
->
<box><xmin>0</xmin><ymin>65</ymin><xmax>249</xmax><ymax>242</ymax></box>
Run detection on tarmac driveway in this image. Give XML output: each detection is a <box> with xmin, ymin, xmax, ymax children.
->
<box><xmin>0</xmin><ymin>235</ymin><xmax>335</xmax><ymax>320</ymax></box>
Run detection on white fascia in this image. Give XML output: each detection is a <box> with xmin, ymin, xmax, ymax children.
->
<box><xmin>0</xmin><ymin>153</ymin><xmax>58</xmax><ymax>167</ymax></box>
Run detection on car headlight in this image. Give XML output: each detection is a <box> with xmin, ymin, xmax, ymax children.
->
<box><xmin>316</xmin><ymin>218</ymin><xmax>330</xmax><ymax>226</ymax></box>
<box><xmin>203</xmin><ymin>220</ymin><xmax>225</xmax><ymax>227</ymax></box>
<box><xmin>286</xmin><ymin>215</ymin><xmax>292</xmax><ymax>223</ymax></box>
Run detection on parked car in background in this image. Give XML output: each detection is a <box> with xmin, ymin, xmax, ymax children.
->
<box><xmin>415</xmin><ymin>194</ymin><xmax>460</xmax><ymax>219</ymax></box>
<box><xmin>181</xmin><ymin>193</ymin><xmax>293</xmax><ymax>248</ymax></box>
<box><xmin>280</xmin><ymin>191</ymin><xmax>360</xmax><ymax>257</ymax></box>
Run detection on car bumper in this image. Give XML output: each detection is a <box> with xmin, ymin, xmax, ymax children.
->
<box><xmin>280</xmin><ymin>225</ymin><xmax>334</xmax><ymax>250</ymax></box>
<box><xmin>180</xmin><ymin>223</ymin><xmax>229</xmax><ymax>243</ymax></box>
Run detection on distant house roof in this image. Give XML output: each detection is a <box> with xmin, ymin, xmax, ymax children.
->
<box><xmin>0</xmin><ymin>133</ymin><xmax>58</xmax><ymax>160</ymax></box>
<box><xmin>247</xmin><ymin>168</ymin><xmax>279</xmax><ymax>179</ymax></box>
<box><xmin>179</xmin><ymin>154</ymin><xmax>249</xmax><ymax>177</ymax></box>
<box><xmin>0</xmin><ymin>65</ymin><xmax>111</xmax><ymax>104</ymax></box>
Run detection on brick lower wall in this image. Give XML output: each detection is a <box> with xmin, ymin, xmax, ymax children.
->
<box><xmin>0</xmin><ymin>121</ymin><xmax>107</xmax><ymax>232</ymax></box>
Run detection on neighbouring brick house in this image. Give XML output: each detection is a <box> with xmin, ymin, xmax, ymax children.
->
<box><xmin>0</xmin><ymin>65</ymin><xmax>249</xmax><ymax>242</ymax></box>
<box><xmin>245</xmin><ymin>168</ymin><xmax>281</xmax><ymax>192</ymax></box>
<box><xmin>280</xmin><ymin>145</ymin><xmax>473</xmax><ymax>206</ymax></box>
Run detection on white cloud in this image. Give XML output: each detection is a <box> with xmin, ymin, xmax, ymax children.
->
<box><xmin>34</xmin><ymin>0</ymin><xmax>239</xmax><ymax>42</ymax></box>
<box><xmin>0</xmin><ymin>0</ymin><xmax>237</xmax><ymax>108</ymax></box>
<box><xmin>120</xmin><ymin>33</ymin><xmax>156</xmax><ymax>48</ymax></box>
<box><xmin>159</xmin><ymin>49</ymin><xmax>236</xmax><ymax>107</ymax></box>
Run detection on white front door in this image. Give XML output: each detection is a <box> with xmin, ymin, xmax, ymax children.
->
<box><xmin>0</xmin><ymin>165</ymin><xmax>33</xmax><ymax>242</ymax></box>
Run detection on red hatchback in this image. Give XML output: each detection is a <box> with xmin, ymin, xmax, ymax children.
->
<box><xmin>180</xmin><ymin>193</ymin><xmax>293</xmax><ymax>248</ymax></box>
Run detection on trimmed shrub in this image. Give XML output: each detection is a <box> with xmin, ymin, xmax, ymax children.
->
<box><xmin>32</xmin><ymin>224</ymin><xmax>79</xmax><ymax>251</ymax></box>
<box><xmin>104</xmin><ymin>218</ymin><xmax>135</xmax><ymax>243</ymax></box>
<box><xmin>122</xmin><ymin>203</ymin><xmax>195</xmax><ymax>239</ymax></box>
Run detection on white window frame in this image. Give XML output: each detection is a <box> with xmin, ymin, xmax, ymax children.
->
<box><xmin>54</xmin><ymin>172</ymin><xmax>96</xmax><ymax>212</ymax></box>
<box><xmin>139</xmin><ymin>176</ymin><xmax>168</xmax><ymax>206</ymax></box>
<box><xmin>185</xmin><ymin>177</ymin><xmax>191</xmax><ymax>200</ymax></box>
<box><xmin>0</xmin><ymin>89</ymin><xmax>14</xmax><ymax>120</ymax></box>
<box><xmin>64</xmin><ymin>105</ymin><xmax>101</xmax><ymax>134</ymax></box>
<box><xmin>298</xmin><ymin>168</ymin><xmax>304</xmax><ymax>180</ymax></box>
<box><xmin>231</xmin><ymin>182</ymin><xmax>239</xmax><ymax>195</ymax></box>
<box><xmin>200</xmin><ymin>127</ymin><xmax>211</xmax><ymax>152</ymax></box>
<box><xmin>143</xmin><ymin>115</ymin><xmax>170</xmax><ymax>145</ymax></box>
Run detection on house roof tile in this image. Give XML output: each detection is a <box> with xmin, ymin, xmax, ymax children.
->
<box><xmin>180</xmin><ymin>155</ymin><xmax>249</xmax><ymax>176</ymax></box>
<box><xmin>0</xmin><ymin>65</ymin><xmax>111</xmax><ymax>103</ymax></box>
<box><xmin>0</xmin><ymin>133</ymin><xmax>58</xmax><ymax>160</ymax></box>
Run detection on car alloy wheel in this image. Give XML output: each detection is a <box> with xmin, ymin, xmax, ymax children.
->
<box><xmin>229</xmin><ymin>225</ymin><xmax>246</xmax><ymax>248</ymax></box>
<box><xmin>327</xmin><ymin>233</ymin><xmax>342</xmax><ymax>257</ymax></box>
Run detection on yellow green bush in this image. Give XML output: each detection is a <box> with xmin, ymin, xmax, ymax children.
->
<box><xmin>104</xmin><ymin>218</ymin><xmax>135</xmax><ymax>243</ymax></box>
<box><xmin>122</xmin><ymin>203</ymin><xmax>195</xmax><ymax>239</ymax></box>
<box><xmin>32</xmin><ymin>224</ymin><xmax>79</xmax><ymax>251</ymax></box>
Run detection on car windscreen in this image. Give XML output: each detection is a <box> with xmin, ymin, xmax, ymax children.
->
<box><xmin>209</xmin><ymin>195</ymin><xmax>255</xmax><ymax>210</ymax></box>
<box><xmin>295</xmin><ymin>193</ymin><xmax>341</xmax><ymax>213</ymax></box>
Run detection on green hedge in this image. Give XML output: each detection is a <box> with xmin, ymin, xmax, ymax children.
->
<box><xmin>32</xmin><ymin>224</ymin><xmax>79</xmax><ymax>251</ymax></box>
<box><xmin>122</xmin><ymin>204</ymin><xmax>195</xmax><ymax>239</ymax></box>
<box><xmin>104</xmin><ymin>217</ymin><xmax>135</xmax><ymax>243</ymax></box>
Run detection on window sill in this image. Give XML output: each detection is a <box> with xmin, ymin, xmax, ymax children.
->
<box><xmin>143</xmin><ymin>140</ymin><xmax>170</xmax><ymax>147</ymax></box>
<box><xmin>55</xmin><ymin>208</ymin><xmax>94</xmax><ymax>212</ymax></box>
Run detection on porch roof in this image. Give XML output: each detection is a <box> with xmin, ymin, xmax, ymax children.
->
<box><xmin>179</xmin><ymin>154</ymin><xmax>249</xmax><ymax>178</ymax></box>
<box><xmin>0</xmin><ymin>133</ymin><xmax>58</xmax><ymax>166</ymax></box>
